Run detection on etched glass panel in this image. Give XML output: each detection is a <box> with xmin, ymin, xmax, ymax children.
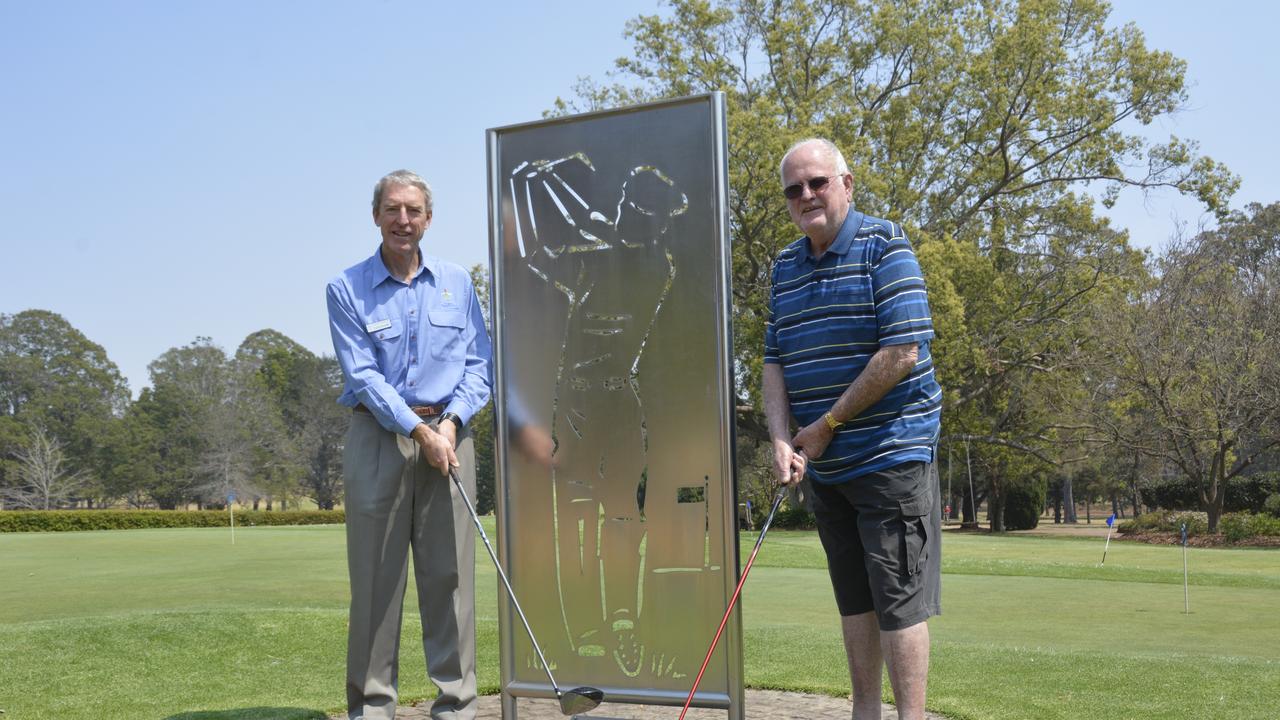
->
<box><xmin>489</xmin><ymin>95</ymin><xmax>736</xmax><ymax>706</ymax></box>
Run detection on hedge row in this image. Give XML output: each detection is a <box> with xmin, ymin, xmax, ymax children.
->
<box><xmin>1143</xmin><ymin>473</ymin><xmax>1280</xmax><ymax>514</ymax></box>
<box><xmin>0</xmin><ymin>509</ymin><xmax>345</xmax><ymax>533</ymax></box>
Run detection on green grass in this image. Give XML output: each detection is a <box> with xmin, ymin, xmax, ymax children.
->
<box><xmin>1</xmin><ymin>525</ymin><xmax>1277</xmax><ymax>719</ymax></box>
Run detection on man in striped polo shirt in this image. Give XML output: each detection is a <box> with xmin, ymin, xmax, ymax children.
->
<box><xmin>763</xmin><ymin>138</ymin><xmax>942</xmax><ymax>720</ymax></box>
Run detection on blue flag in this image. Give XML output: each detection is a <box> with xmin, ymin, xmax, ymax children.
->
<box><xmin>1181</xmin><ymin>522</ymin><xmax>1187</xmax><ymax>546</ymax></box>
<box><xmin>227</xmin><ymin>492</ymin><xmax>236</xmax><ymax>505</ymax></box>
<box><xmin>1106</xmin><ymin>513</ymin><xmax>1115</xmax><ymax>527</ymax></box>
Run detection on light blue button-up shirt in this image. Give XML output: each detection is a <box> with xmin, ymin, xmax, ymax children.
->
<box><xmin>327</xmin><ymin>247</ymin><xmax>492</xmax><ymax>436</ymax></box>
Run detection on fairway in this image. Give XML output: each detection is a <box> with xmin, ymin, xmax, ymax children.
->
<box><xmin>1</xmin><ymin>525</ymin><xmax>1277</xmax><ymax>719</ymax></box>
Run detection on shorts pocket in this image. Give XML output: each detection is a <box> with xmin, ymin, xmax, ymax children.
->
<box><xmin>899</xmin><ymin>489</ymin><xmax>932</xmax><ymax>576</ymax></box>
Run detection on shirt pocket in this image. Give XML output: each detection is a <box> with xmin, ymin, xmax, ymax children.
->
<box><xmin>368</xmin><ymin>319</ymin><xmax>402</xmax><ymax>343</ymax></box>
<box><xmin>367</xmin><ymin>318</ymin><xmax>404</xmax><ymax>369</ymax></box>
<box><xmin>427</xmin><ymin>310</ymin><xmax>466</xmax><ymax>361</ymax></box>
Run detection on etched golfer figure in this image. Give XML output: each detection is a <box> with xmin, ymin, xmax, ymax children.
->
<box><xmin>511</xmin><ymin>152</ymin><xmax>687</xmax><ymax>676</ymax></box>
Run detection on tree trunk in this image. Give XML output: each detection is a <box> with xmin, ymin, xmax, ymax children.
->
<box><xmin>961</xmin><ymin>485</ymin><xmax>983</xmax><ymax>527</ymax></box>
<box><xmin>1062</xmin><ymin>472</ymin><xmax>1077</xmax><ymax>523</ymax></box>
<box><xmin>1201</xmin><ymin>448</ymin><xmax>1228</xmax><ymax>533</ymax></box>
<box><xmin>1204</xmin><ymin>476</ymin><xmax>1225</xmax><ymax>534</ymax></box>
<box><xmin>1129</xmin><ymin>453</ymin><xmax>1143</xmax><ymax>517</ymax></box>
<box><xmin>988</xmin><ymin>475</ymin><xmax>1005</xmax><ymax>533</ymax></box>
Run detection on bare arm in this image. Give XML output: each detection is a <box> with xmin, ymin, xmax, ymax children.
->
<box><xmin>764</xmin><ymin>362</ymin><xmax>807</xmax><ymax>486</ymax></box>
<box><xmin>791</xmin><ymin>343</ymin><xmax>919</xmax><ymax>460</ymax></box>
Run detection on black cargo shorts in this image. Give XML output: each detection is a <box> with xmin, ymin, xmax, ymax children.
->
<box><xmin>809</xmin><ymin>461</ymin><xmax>942</xmax><ymax>631</ymax></box>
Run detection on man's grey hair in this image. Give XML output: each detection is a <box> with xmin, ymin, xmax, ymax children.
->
<box><xmin>372</xmin><ymin>169</ymin><xmax>433</xmax><ymax>213</ymax></box>
<box><xmin>779</xmin><ymin>138</ymin><xmax>850</xmax><ymax>184</ymax></box>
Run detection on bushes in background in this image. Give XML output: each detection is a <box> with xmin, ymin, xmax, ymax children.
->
<box><xmin>1144</xmin><ymin>473</ymin><xmax>1280</xmax><ymax>514</ymax></box>
<box><xmin>0</xmin><ymin>509</ymin><xmax>344</xmax><ymax>533</ymax></box>
<box><xmin>1119</xmin><ymin>510</ymin><xmax>1209</xmax><ymax>536</ymax></box>
<box><xmin>1218</xmin><ymin>512</ymin><xmax>1280</xmax><ymax>543</ymax></box>
<box><xmin>1118</xmin><ymin>509</ymin><xmax>1280</xmax><ymax>542</ymax></box>
<box><xmin>1003</xmin><ymin>476</ymin><xmax>1047</xmax><ymax>531</ymax></box>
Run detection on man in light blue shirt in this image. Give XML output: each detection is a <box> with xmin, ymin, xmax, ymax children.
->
<box><xmin>327</xmin><ymin>169</ymin><xmax>491</xmax><ymax>720</ymax></box>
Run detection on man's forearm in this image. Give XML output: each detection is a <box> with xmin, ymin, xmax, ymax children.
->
<box><xmin>828</xmin><ymin>343</ymin><xmax>918</xmax><ymax>424</ymax></box>
<box><xmin>762</xmin><ymin>363</ymin><xmax>794</xmax><ymax>442</ymax></box>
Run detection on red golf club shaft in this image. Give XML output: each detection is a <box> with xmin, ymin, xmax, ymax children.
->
<box><xmin>678</xmin><ymin>486</ymin><xmax>787</xmax><ymax>719</ymax></box>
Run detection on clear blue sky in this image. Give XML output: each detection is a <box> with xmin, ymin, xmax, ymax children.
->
<box><xmin>1</xmin><ymin>1</ymin><xmax>1275</xmax><ymax>396</ymax></box>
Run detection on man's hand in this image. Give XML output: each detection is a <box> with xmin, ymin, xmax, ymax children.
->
<box><xmin>513</xmin><ymin>423</ymin><xmax>555</xmax><ymax>469</ymax></box>
<box><xmin>410</xmin><ymin>422</ymin><xmax>458</xmax><ymax>475</ymax></box>
<box><xmin>772</xmin><ymin>438</ymin><xmax>807</xmax><ymax>487</ymax></box>
<box><xmin>791</xmin><ymin>417</ymin><xmax>835</xmax><ymax>464</ymax></box>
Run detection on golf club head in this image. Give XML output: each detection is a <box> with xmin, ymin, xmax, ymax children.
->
<box><xmin>558</xmin><ymin>686</ymin><xmax>604</xmax><ymax>715</ymax></box>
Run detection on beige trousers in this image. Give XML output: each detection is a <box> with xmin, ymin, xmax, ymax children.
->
<box><xmin>343</xmin><ymin>412</ymin><xmax>477</xmax><ymax>720</ymax></box>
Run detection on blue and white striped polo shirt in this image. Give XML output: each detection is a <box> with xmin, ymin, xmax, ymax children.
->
<box><xmin>764</xmin><ymin>210</ymin><xmax>942</xmax><ymax>484</ymax></box>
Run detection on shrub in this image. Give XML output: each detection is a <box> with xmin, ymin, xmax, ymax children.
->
<box><xmin>1117</xmin><ymin>510</ymin><xmax>1208</xmax><ymax>536</ymax></box>
<box><xmin>1220</xmin><ymin>513</ymin><xmax>1252</xmax><ymax>543</ymax></box>
<box><xmin>1264</xmin><ymin>493</ymin><xmax>1280</xmax><ymax>518</ymax></box>
<box><xmin>0</xmin><ymin>510</ymin><xmax>345</xmax><ymax>533</ymax></box>
<box><xmin>1246</xmin><ymin>512</ymin><xmax>1280</xmax><ymax>537</ymax></box>
<box><xmin>1144</xmin><ymin>473</ymin><xmax>1280</xmax><ymax>513</ymax></box>
<box><xmin>1220</xmin><ymin>512</ymin><xmax>1280</xmax><ymax>543</ymax></box>
<box><xmin>772</xmin><ymin>502</ymin><xmax>816</xmax><ymax>530</ymax></box>
<box><xmin>1142</xmin><ymin>478</ymin><xmax>1199</xmax><ymax>511</ymax></box>
<box><xmin>1003</xmin><ymin>477</ymin><xmax>1046</xmax><ymax>530</ymax></box>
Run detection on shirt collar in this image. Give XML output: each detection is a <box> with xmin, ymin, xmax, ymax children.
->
<box><xmin>368</xmin><ymin>245</ymin><xmax>434</xmax><ymax>289</ymax></box>
<box><xmin>796</xmin><ymin>210</ymin><xmax>863</xmax><ymax>268</ymax></box>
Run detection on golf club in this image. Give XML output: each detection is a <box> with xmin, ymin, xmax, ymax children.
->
<box><xmin>448</xmin><ymin>467</ymin><xmax>604</xmax><ymax>716</ymax></box>
<box><xmin>678</xmin><ymin>484</ymin><xmax>789</xmax><ymax>720</ymax></box>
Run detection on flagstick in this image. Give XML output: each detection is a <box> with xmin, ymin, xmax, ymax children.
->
<box><xmin>230</xmin><ymin>501</ymin><xmax>236</xmax><ymax>545</ymax></box>
<box><xmin>1182</xmin><ymin>524</ymin><xmax>1189</xmax><ymax>614</ymax></box>
<box><xmin>1098</xmin><ymin>513</ymin><xmax>1116</xmax><ymax>567</ymax></box>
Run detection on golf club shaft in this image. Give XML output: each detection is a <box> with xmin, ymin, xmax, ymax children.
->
<box><xmin>678</xmin><ymin>485</ymin><xmax>788</xmax><ymax>720</ymax></box>
<box><xmin>448</xmin><ymin>467</ymin><xmax>565</xmax><ymax>696</ymax></box>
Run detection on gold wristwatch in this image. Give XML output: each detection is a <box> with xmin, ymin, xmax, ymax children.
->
<box><xmin>823</xmin><ymin>411</ymin><xmax>843</xmax><ymax>431</ymax></box>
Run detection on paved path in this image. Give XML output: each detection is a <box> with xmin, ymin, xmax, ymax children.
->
<box><xmin>335</xmin><ymin>690</ymin><xmax>948</xmax><ymax>718</ymax></box>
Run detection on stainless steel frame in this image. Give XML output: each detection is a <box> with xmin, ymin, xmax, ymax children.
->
<box><xmin>486</xmin><ymin>92</ymin><xmax>739</xmax><ymax>718</ymax></box>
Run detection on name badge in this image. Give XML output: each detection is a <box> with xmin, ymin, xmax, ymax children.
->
<box><xmin>366</xmin><ymin>319</ymin><xmax>392</xmax><ymax>333</ymax></box>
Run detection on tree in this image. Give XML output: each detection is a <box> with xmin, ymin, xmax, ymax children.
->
<box><xmin>558</xmin><ymin>0</ymin><xmax>1235</xmax><ymax>474</ymax></box>
<box><xmin>235</xmin><ymin>330</ymin><xmax>311</xmax><ymax>508</ymax></box>
<box><xmin>248</xmin><ymin>339</ymin><xmax>347</xmax><ymax>511</ymax></box>
<box><xmin>126</xmin><ymin>338</ymin><xmax>236</xmax><ymax>508</ymax></box>
<box><xmin>284</xmin><ymin>354</ymin><xmax>347</xmax><ymax>510</ymax></box>
<box><xmin>1093</xmin><ymin>203</ymin><xmax>1280</xmax><ymax>531</ymax></box>
<box><xmin>0</xmin><ymin>309</ymin><xmax>130</xmax><ymax>499</ymax></box>
<box><xmin>1</xmin><ymin>424</ymin><xmax>86</xmax><ymax>509</ymax></box>
<box><xmin>468</xmin><ymin>264</ymin><xmax>498</xmax><ymax>514</ymax></box>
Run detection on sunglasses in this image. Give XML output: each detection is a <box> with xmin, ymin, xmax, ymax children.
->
<box><xmin>783</xmin><ymin>175</ymin><xmax>837</xmax><ymax>200</ymax></box>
